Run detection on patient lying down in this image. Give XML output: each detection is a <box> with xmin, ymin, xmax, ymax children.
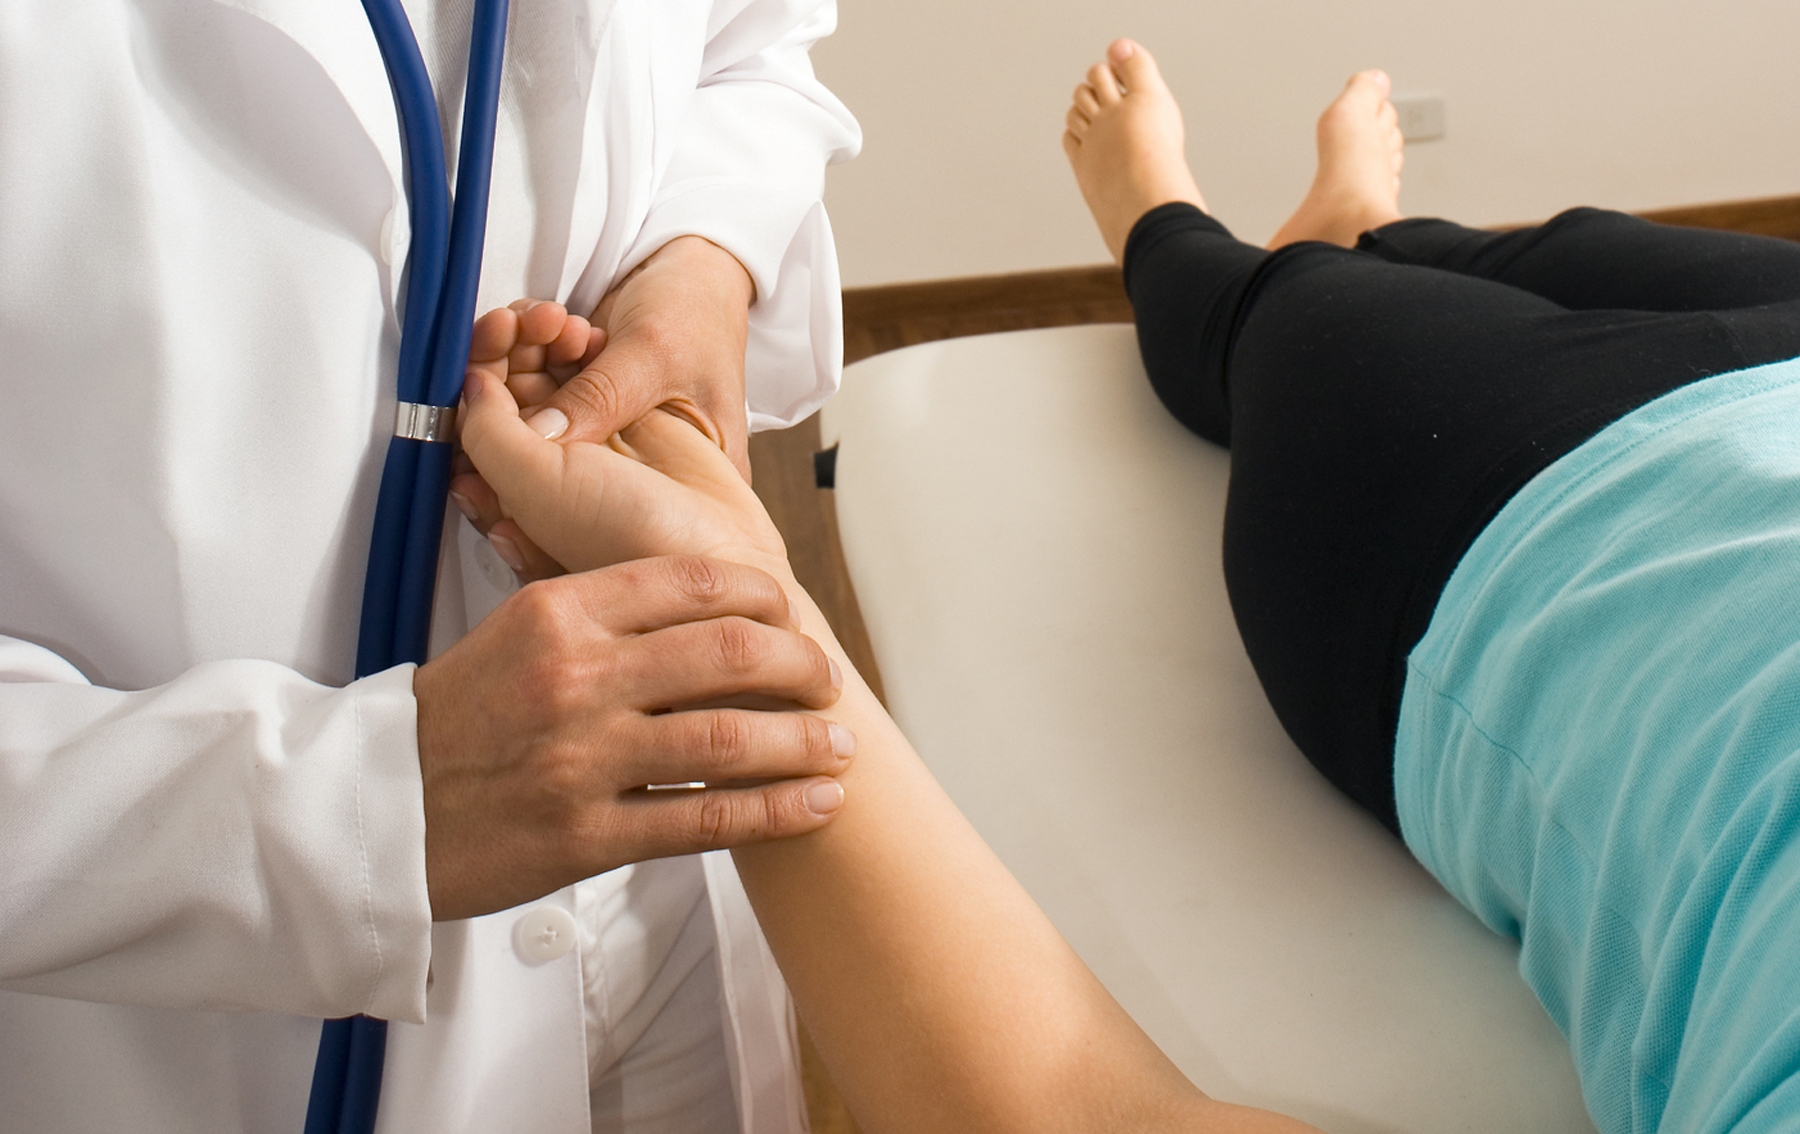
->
<box><xmin>439</xmin><ymin>29</ymin><xmax>1453</xmax><ymax>1128</ymax></box>
<box><xmin>453</xmin><ymin>26</ymin><xmax>1800</xmax><ymax>1134</ymax></box>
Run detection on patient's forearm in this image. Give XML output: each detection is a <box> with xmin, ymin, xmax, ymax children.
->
<box><xmin>730</xmin><ymin>559</ymin><xmax>1318</xmax><ymax>1134</ymax></box>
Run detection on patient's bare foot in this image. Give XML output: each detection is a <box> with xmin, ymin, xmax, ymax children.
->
<box><xmin>1063</xmin><ymin>39</ymin><xmax>1206</xmax><ymax>263</ymax></box>
<box><xmin>1268</xmin><ymin>71</ymin><xmax>1404</xmax><ymax>250</ymax></box>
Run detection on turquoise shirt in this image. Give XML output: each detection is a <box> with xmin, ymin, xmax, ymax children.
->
<box><xmin>1397</xmin><ymin>356</ymin><xmax>1800</xmax><ymax>1134</ymax></box>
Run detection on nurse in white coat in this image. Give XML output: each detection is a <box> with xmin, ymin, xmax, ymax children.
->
<box><xmin>0</xmin><ymin>1</ymin><xmax>859</xmax><ymax>1131</ymax></box>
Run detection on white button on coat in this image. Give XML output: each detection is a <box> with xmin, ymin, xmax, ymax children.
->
<box><xmin>515</xmin><ymin>906</ymin><xmax>578</xmax><ymax>964</ymax></box>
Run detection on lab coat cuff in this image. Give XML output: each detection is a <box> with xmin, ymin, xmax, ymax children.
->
<box><xmin>624</xmin><ymin>185</ymin><xmax>845</xmax><ymax>430</ymax></box>
<box><xmin>350</xmin><ymin>663</ymin><xmax>434</xmax><ymax>1023</ymax></box>
<box><xmin>622</xmin><ymin>179</ymin><xmax>807</xmax><ymax>315</ymax></box>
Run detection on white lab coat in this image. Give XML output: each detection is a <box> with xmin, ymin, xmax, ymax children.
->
<box><xmin>0</xmin><ymin>1</ymin><xmax>858</xmax><ymax>1130</ymax></box>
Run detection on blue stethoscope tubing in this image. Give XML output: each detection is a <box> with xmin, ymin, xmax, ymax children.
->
<box><xmin>304</xmin><ymin>1</ymin><xmax>510</xmax><ymax>1133</ymax></box>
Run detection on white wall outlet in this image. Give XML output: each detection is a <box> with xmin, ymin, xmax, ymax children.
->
<box><xmin>1392</xmin><ymin>93</ymin><xmax>1446</xmax><ymax>142</ymax></box>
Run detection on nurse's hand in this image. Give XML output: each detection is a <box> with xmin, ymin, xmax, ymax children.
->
<box><xmin>413</xmin><ymin>555</ymin><xmax>851</xmax><ymax>922</ymax></box>
<box><xmin>451</xmin><ymin>235</ymin><xmax>755</xmax><ymax>581</ymax></box>
<box><xmin>549</xmin><ymin>235</ymin><xmax>754</xmax><ymax>478</ymax></box>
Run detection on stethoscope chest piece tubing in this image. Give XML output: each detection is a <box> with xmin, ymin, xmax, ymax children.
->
<box><xmin>305</xmin><ymin>2</ymin><xmax>510</xmax><ymax>1132</ymax></box>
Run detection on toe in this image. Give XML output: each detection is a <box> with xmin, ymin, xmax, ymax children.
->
<box><xmin>1107</xmin><ymin>38</ymin><xmax>1167</xmax><ymax>97</ymax></box>
<box><xmin>1087</xmin><ymin>61</ymin><xmax>1121</xmax><ymax>105</ymax></box>
<box><xmin>1073</xmin><ymin>83</ymin><xmax>1100</xmax><ymax>118</ymax></box>
<box><xmin>1343</xmin><ymin>69</ymin><xmax>1390</xmax><ymax>110</ymax></box>
<box><xmin>1065</xmin><ymin>105</ymin><xmax>1091</xmax><ymax>137</ymax></box>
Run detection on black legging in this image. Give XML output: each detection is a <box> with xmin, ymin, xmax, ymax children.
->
<box><xmin>1124</xmin><ymin>203</ymin><xmax>1800</xmax><ymax>833</ymax></box>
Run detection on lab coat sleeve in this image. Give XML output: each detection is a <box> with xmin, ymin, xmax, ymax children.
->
<box><xmin>0</xmin><ymin>636</ymin><xmax>433</xmax><ymax>1023</ymax></box>
<box><xmin>621</xmin><ymin>0</ymin><xmax>862</xmax><ymax>431</ymax></box>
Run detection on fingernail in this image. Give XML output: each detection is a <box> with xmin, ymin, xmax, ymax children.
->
<box><xmin>827</xmin><ymin>722</ymin><xmax>856</xmax><ymax>757</ymax></box>
<box><xmin>805</xmin><ymin>780</ymin><xmax>845</xmax><ymax>815</ymax></box>
<box><xmin>525</xmin><ymin>406</ymin><xmax>569</xmax><ymax>440</ymax></box>
<box><xmin>448</xmin><ymin>491</ymin><xmax>478</xmax><ymax>522</ymax></box>
<box><xmin>488</xmin><ymin>532</ymin><xmax>527</xmax><ymax>571</ymax></box>
<box><xmin>828</xmin><ymin>657</ymin><xmax>843</xmax><ymax>693</ymax></box>
<box><xmin>787</xmin><ymin>594</ymin><xmax>802</xmax><ymax>626</ymax></box>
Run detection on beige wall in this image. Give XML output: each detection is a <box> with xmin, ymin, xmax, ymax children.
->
<box><xmin>813</xmin><ymin>1</ymin><xmax>1800</xmax><ymax>287</ymax></box>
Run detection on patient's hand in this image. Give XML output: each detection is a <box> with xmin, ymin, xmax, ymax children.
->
<box><xmin>460</xmin><ymin>367</ymin><xmax>787</xmax><ymax>577</ymax></box>
<box><xmin>470</xmin><ymin>299</ymin><xmax>607</xmax><ymax>407</ymax></box>
<box><xmin>452</xmin><ymin>301</ymin><xmax>606</xmax><ymax>579</ymax></box>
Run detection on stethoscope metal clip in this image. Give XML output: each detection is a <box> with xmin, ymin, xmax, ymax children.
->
<box><xmin>394</xmin><ymin>402</ymin><xmax>457</xmax><ymax>444</ymax></box>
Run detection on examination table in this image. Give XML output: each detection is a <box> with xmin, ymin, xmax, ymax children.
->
<box><xmin>810</xmin><ymin>323</ymin><xmax>1597</xmax><ymax>1134</ymax></box>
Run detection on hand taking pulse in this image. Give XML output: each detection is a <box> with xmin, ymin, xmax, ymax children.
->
<box><xmin>449</xmin><ymin>235</ymin><xmax>757</xmax><ymax>581</ymax></box>
<box><xmin>415</xmin><ymin>257</ymin><xmax>835</xmax><ymax>922</ymax></box>
<box><xmin>414</xmin><ymin>554</ymin><xmax>850</xmax><ymax>921</ymax></box>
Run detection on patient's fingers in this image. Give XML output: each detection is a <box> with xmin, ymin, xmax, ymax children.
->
<box><xmin>515</xmin><ymin>299</ymin><xmax>570</xmax><ymax>342</ymax></box>
<box><xmin>544</xmin><ymin>320</ymin><xmax>605</xmax><ymax>387</ymax></box>
<box><xmin>468</xmin><ymin>307</ymin><xmax>521</xmax><ymax>392</ymax></box>
<box><xmin>447</xmin><ymin>468</ymin><xmax>500</xmax><ymax>535</ymax></box>
<box><xmin>505</xmin><ymin>301</ymin><xmax>572</xmax><ymax>382</ymax></box>
<box><xmin>447</xmin><ymin>470</ymin><xmax>566</xmax><ymax>583</ymax></box>
<box><xmin>506</xmin><ymin>370</ymin><xmax>561</xmax><ymax>407</ymax></box>
<box><xmin>460</xmin><ymin>370</ymin><xmax>571</xmax><ymax>510</ymax></box>
<box><xmin>486</xmin><ymin>517</ymin><xmax>565</xmax><ymax>581</ymax></box>
<box><xmin>509</xmin><ymin>301</ymin><xmax>608</xmax><ymax>396</ymax></box>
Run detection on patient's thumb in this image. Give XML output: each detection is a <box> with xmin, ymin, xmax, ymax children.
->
<box><xmin>459</xmin><ymin>371</ymin><xmax>564</xmax><ymax>503</ymax></box>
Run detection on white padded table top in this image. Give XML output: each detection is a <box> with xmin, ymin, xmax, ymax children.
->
<box><xmin>820</xmin><ymin>324</ymin><xmax>1596</xmax><ymax>1134</ymax></box>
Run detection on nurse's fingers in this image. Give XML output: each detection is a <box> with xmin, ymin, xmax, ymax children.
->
<box><xmin>607</xmin><ymin>776</ymin><xmax>847</xmax><ymax>863</ymax></box>
<box><xmin>617</xmin><ymin>709</ymin><xmax>852</xmax><ymax>788</ymax></box>
<box><xmin>612</xmin><ymin>406</ymin><xmax>743</xmax><ymax>495</ymax></box>
<box><xmin>619</xmin><ymin>614</ymin><xmax>840</xmax><ymax>711</ymax></box>
<box><xmin>568</xmin><ymin>555</ymin><xmax>801</xmax><ymax>638</ymax></box>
